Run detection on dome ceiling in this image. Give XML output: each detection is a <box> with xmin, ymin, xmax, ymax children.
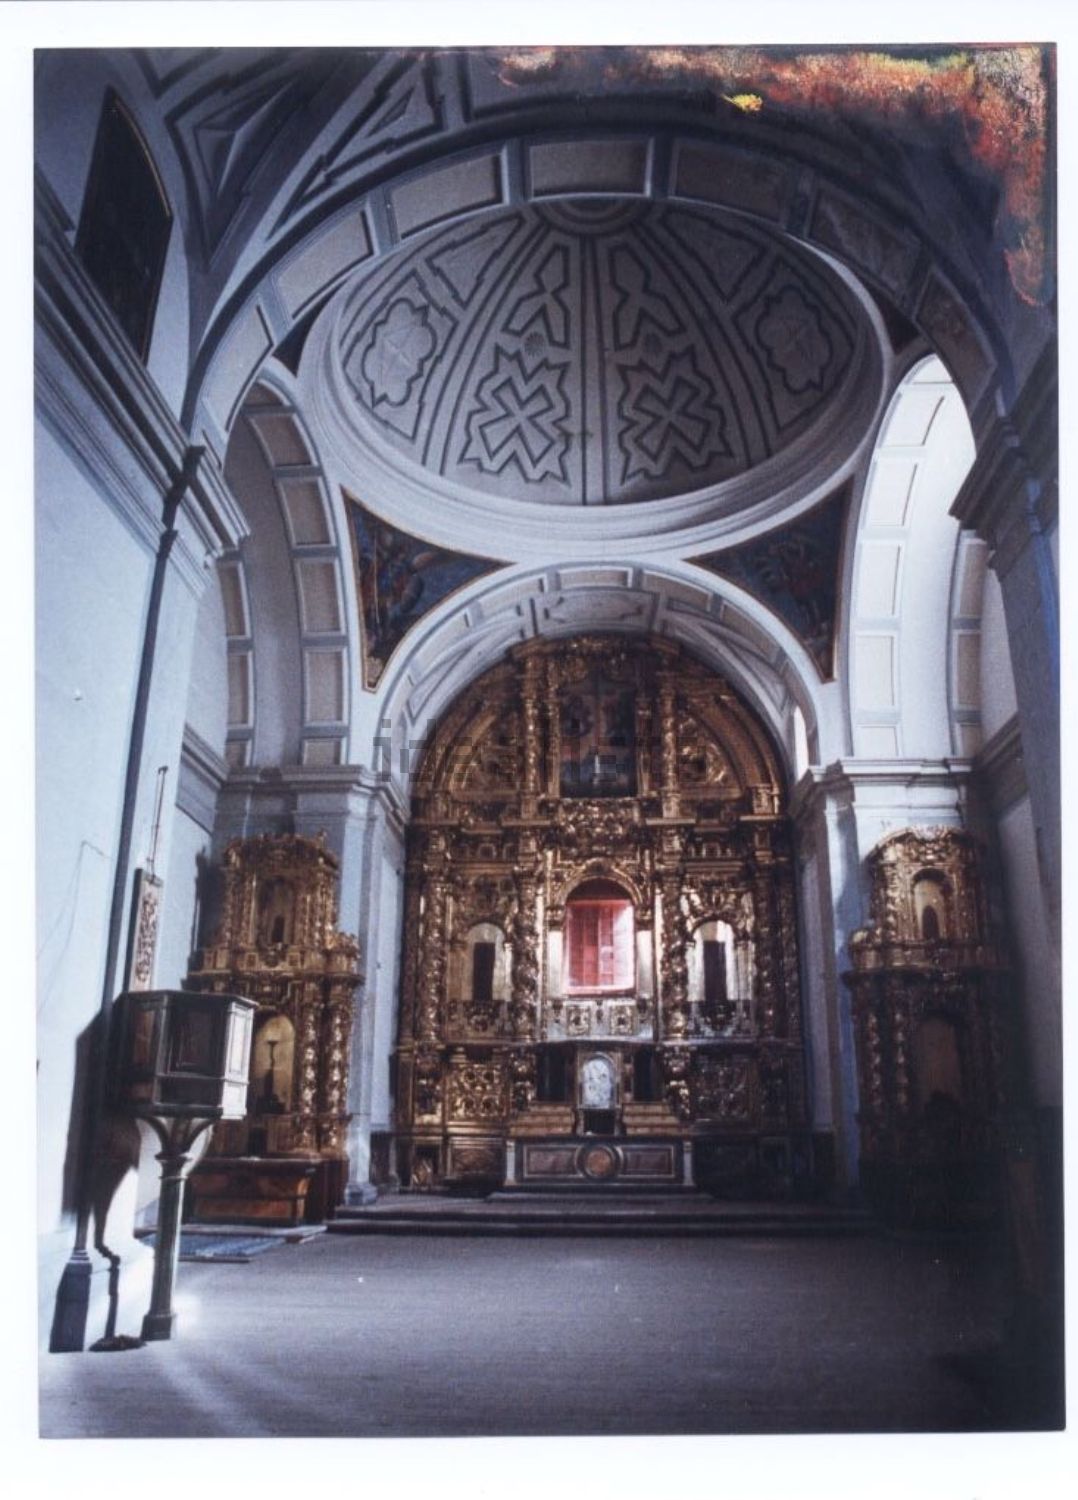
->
<box><xmin>305</xmin><ymin>196</ymin><xmax>879</xmax><ymax>542</ymax></box>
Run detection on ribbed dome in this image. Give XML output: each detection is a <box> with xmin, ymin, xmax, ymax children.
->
<box><xmin>312</xmin><ymin>196</ymin><xmax>872</xmax><ymax>517</ymax></box>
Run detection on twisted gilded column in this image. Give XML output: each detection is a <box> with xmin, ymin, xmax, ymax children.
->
<box><xmin>520</xmin><ymin>654</ymin><xmax>542</xmax><ymax>800</ymax></box>
<box><xmin>319</xmin><ymin>993</ymin><xmax>353</xmax><ymax>1153</ymax></box>
<box><xmin>293</xmin><ymin>983</ymin><xmax>321</xmax><ymax>1152</ymax></box>
<box><xmin>660</xmin><ymin>870</ymin><xmax>689</xmax><ymax>1039</ymax></box>
<box><xmin>510</xmin><ymin>849</ymin><xmax>540</xmax><ymax>1040</ymax></box>
<box><xmin>657</xmin><ymin>672</ymin><xmax>679</xmax><ymax>817</ymax></box>
<box><xmin>751</xmin><ymin>864</ymin><xmax>780</xmax><ymax>1037</ymax></box>
<box><xmin>397</xmin><ymin>874</ymin><xmax>423</xmax><ymax>1045</ymax></box>
<box><xmin>544</xmin><ymin>658</ymin><xmax>561</xmax><ymax>798</ymax></box>
<box><xmin>776</xmin><ymin>862</ymin><xmax>801</xmax><ymax>1040</ymax></box>
<box><xmin>414</xmin><ymin>835</ymin><xmax>449</xmax><ymax>1044</ymax></box>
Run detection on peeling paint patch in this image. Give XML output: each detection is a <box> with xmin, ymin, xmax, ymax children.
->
<box><xmin>492</xmin><ymin>45</ymin><xmax>1053</xmax><ymax>306</ymax></box>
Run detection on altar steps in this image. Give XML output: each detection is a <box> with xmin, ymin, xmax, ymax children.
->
<box><xmin>327</xmin><ymin>1191</ymin><xmax>873</xmax><ymax>1239</ymax></box>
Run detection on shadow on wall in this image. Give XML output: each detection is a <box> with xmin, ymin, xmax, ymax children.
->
<box><xmin>57</xmin><ymin>1016</ymin><xmax>100</xmax><ymax>1219</ymax></box>
<box><xmin>51</xmin><ymin>1013</ymin><xmax>144</xmax><ymax>1351</ymax></box>
<box><xmin>193</xmin><ymin>851</ymin><xmax>224</xmax><ymax>962</ymax></box>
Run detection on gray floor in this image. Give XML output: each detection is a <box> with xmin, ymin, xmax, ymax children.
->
<box><xmin>39</xmin><ymin>1229</ymin><xmax>1056</xmax><ymax>1438</ymax></box>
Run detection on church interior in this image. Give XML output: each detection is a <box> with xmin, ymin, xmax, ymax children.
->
<box><xmin>32</xmin><ymin>38</ymin><xmax>1064</xmax><ymax>1445</ymax></box>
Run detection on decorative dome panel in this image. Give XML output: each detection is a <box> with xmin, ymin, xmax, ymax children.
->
<box><xmin>308</xmin><ymin>197</ymin><xmax>879</xmax><ymax>544</ymax></box>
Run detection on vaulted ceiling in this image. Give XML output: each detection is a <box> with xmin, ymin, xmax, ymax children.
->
<box><xmin>48</xmin><ymin>43</ymin><xmax>1047</xmax><ymax>783</ymax></box>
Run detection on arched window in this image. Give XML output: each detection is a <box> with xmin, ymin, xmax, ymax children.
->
<box><xmin>564</xmin><ymin>879</ymin><xmax>634</xmax><ymax>994</ymax></box>
<box><xmin>75</xmin><ymin>89</ymin><xmax>172</xmax><ymax>359</ymax></box>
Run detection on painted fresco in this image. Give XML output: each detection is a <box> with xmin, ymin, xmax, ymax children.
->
<box><xmin>345</xmin><ymin>493</ymin><xmax>503</xmax><ymax>688</ymax></box>
<box><xmin>560</xmin><ymin>666</ymin><xmax>637</xmax><ymax>797</ymax></box>
<box><xmin>692</xmin><ymin>486</ymin><xmax>848</xmax><ymax>679</ymax></box>
<box><xmin>490</xmin><ymin>46</ymin><xmax>1052</xmax><ymax>307</ymax></box>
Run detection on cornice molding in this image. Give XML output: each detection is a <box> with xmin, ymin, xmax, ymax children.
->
<box><xmin>791</xmin><ymin>757</ymin><xmax>972</xmax><ymax>824</ymax></box>
<box><xmin>972</xmin><ymin>714</ymin><xmax>1027</xmax><ymax>816</ymax></box>
<box><xmin>177</xmin><ymin>725</ymin><xmax>230</xmax><ymax>833</ymax></box>
<box><xmin>181</xmin><ymin>723</ymin><xmax>230</xmax><ymax>786</ymax></box>
<box><xmin>220</xmin><ymin>762</ymin><xmax>408</xmax><ymax>836</ymax></box>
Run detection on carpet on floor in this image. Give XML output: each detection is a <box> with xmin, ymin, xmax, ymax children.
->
<box><xmin>141</xmin><ymin>1233</ymin><xmax>288</xmax><ymax>1263</ymax></box>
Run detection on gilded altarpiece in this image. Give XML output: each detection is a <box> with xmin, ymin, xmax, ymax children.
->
<box><xmin>394</xmin><ymin>636</ymin><xmax>809</xmax><ymax>1195</ymax></box>
<box><xmin>185</xmin><ymin>835</ymin><xmax>362</xmax><ymax>1223</ymax></box>
<box><xmin>845</xmin><ymin>828</ymin><xmax>1013</xmax><ymax>1224</ymax></box>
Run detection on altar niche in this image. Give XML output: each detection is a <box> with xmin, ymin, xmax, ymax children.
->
<box><xmin>393</xmin><ymin>635</ymin><xmax>809</xmax><ymax>1197</ymax></box>
<box><xmin>183</xmin><ymin>835</ymin><xmax>362</xmax><ymax>1224</ymax></box>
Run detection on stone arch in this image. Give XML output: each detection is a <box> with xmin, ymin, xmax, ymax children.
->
<box><xmin>219</xmin><ymin>368</ymin><xmax>357</xmax><ymax>769</ymax></box>
<box><xmin>369</xmin><ymin>561</ymin><xmax>833</xmax><ymax>809</ymax></box>
<box><xmin>846</xmin><ymin>355</ymin><xmax>979</xmax><ymax>759</ymax></box>
<box><xmin>550</xmin><ymin>866</ymin><xmax>649</xmax><ymax>929</ymax></box>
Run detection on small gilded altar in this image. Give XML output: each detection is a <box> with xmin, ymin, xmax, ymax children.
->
<box><xmin>185</xmin><ymin>834</ymin><xmax>362</xmax><ymax>1223</ymax></box>
<box><xmin>394</xmin><ymin>635</ymin><xmax>808</xmax><ymax>1196</ymax></box>
<box><xmin>845</xmin><ymin>827</ymin><xmax>1013</xmax><ymax>1224</ymax></box>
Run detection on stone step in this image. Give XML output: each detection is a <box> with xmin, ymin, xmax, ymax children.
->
<box><xmin>328</xmin><ymin>1194</ymin><xmax>874</xmax><ymax>1238</ymax></box>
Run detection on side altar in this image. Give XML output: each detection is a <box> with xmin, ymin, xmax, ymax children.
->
<box><xmin>184</xmin><ymin>833</ymin><xmax>362</xmax><ymax>1224</ymax></box>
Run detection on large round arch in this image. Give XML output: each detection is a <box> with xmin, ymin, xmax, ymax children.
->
<box><xmin>392</xmin><ymin>630</ymin><xmax>809</xmax><ymax>1197</ymax></box>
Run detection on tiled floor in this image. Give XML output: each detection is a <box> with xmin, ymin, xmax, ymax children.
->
<box><xmin>38</xmin><ymin>1227</ymin><xmax>1062</xmax><ymax>1439</ymax></box>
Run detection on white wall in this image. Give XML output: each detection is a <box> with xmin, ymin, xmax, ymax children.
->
<box><xmin>979</xmin><ymin>568</ymin><xmax>1019</xmax><ymax>741</ymax></box>
<box><xmin>183</xmin><ymin>560</ymin><xmax>231</xmax><ymax>755</ymax></box>
<box><xmin>35</xmin><ymin>427</ymin><xmax>150</xmax><ymax>1236</ymax></box>
<box><xmin>997</xmin><ymin>796</ymin><xmax>1060</xmax><ymax>1108</ymax></box>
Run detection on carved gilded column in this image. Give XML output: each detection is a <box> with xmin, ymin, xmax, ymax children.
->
<box><xmin>776</xmin><ymin>863</ymin><xmax>801</xmax><ymax>1041</ymax></box>
<box><xmin>635</xmin><ymin>695</ymin><xmax>652</xmax><ymax>795</ymax></box>
<box><xmin>856</xmin><ymin>986</ymin><xmax>887</xmax><ymax>1156</ymax></box>
<box><xmin>319</xmin><ymin>995</ymin><xmax>353</xmax><ymax>1154</ymax></box>
<box><xmin>660</xmin><ymin>871</ymin><xmax>690</xmax><ymax>1039</ymax></box>
<box><xmin>886</xmin><ymin>974</ymin><xmax>913</xmax><ymax>1125</ymax></box>
<box><xmin>293</xmin><ymin>985</ymin><xmax>321</xmax><ymax>1153</ymax></box>
<box><xmin>520</xmin><ymin>653</ymin><xmax>542</xmax><ymax>801</ymax></box>
<box><xmin>751</xmin><ymin>863</ymin><xmax>780</xmax><ymax>1037</ymax></box>
<box><xmin>544</xmin><ymin>658</ymin><xmax>561</xmax><ymax>798</ymax></box>
<box><xmin>398</xmin><ymin>873</ymin><xmax>423</xmax><ymax>1045</ymax></box>
<box><xmin>657</xmin><ymin>673</ymin><xmax>679</xmax><ymax>816</ymax></box>
<box><xmin>510</xmin><ymin>849</ymin><xmax>540</xmax><ymax>1040</ymax></box>
<box><xmin>413</xmin><ymin>834</ymin><xmax>446</xmax><ymax>1044</ymax></box>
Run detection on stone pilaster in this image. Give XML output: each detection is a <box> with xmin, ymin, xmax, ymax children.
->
<box><xmin>951</xmin><ymin>354</ymin><xmax>1059</xmax><ymax>960</ymax></box>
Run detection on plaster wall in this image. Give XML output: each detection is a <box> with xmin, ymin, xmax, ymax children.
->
<box><xmin>35</xmin><ymin>427</ymin><xmax>150</xmax><ymax>1235</ymax></box>
<box><xmin>804</xmin><ymin>788</ymin><xmax>865</xmax><ymax>1190</ymax></box>
<box><xmin>979</xmin><ymin>569</ymin><xmax>1018</xmax><ymax>741</ymax></box>
<box><xmin>795</xmin><ymin>844</ymin><xmax>834</xmax><ymax>1135</ymax></box>
<box><xmin>34</xmin><ymin>53</ymin><xmax>106</xmax><ymax>227</ymax></box>
<box><xmin>152</xmin><ymin>571</ymin><xmax>229</xmax><ymax>996</ymax></box>
<box><xmin>181</xmin><ymin>567</ymin><xmax>230</xmax><ymax>755</ymax></box>
<box><xmin>997</xmin><ymin>794</ymin><xmax>1060</xmax><ymax>1108</ymax></box>
<box><xmin>156</xmin><ymin>809</ymin><xmax>213</xmax><ymax>994</ymax></box>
